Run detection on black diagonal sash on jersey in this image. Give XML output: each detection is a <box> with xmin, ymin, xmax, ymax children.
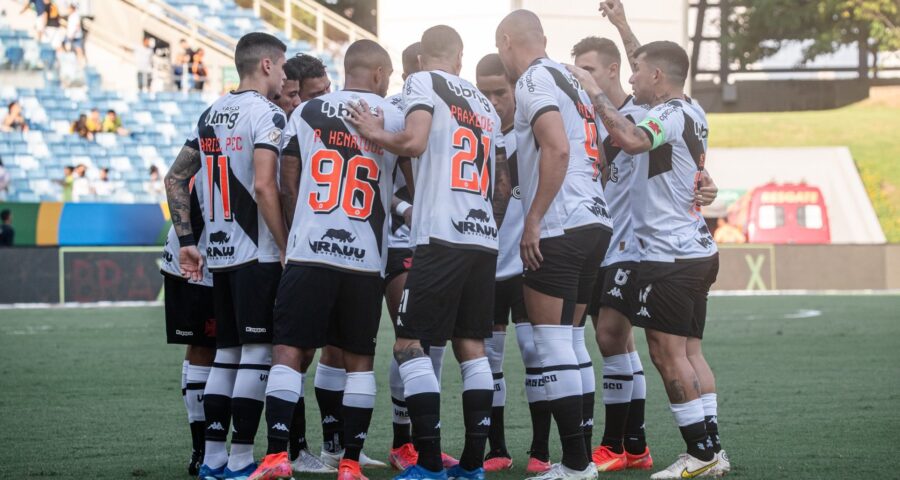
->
<box><xmin>300</xmin><ymin>99</ymin><xmax>387</xmax><ymax>252</ymax></box>
<box><xmin>508</xmin><ymin>150</ymin><xmax>519</xmax><ymax>191</ymax></box>
<box><xmin>430</xmin><ymin>72</ymin><xmax>494</xmax><ymax>202</ymax></box>
<box><xmin>189</xmin><ymin>187</ymin><xmax>205</xmax><ymax>241</ymax></box>
<box><xmin>677</xmin><ymin>102</ymin><xmax>706</xmax><ymax>169</ymax></box>
<box><xmin>544</xmin><ymin>66</ymin><xmax>598</xmax><ymax>133</ymax></box>
<box><xmin>198</xmin><ymin>108</ymin><xmax>260</xmax><ymax>245</ymax></box>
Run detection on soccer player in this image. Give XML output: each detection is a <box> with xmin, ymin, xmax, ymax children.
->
<box><xmin>164</xmin><ymin>32</ymin><xmax>288</xmax><ymax>480</ymax></box>
<box><xmin>568</xmin><ymin>37</ymin><xmax>729</xmax><ymax>479</ymax></box>
<box><xmin>495</xmin><ymin>10</ymin><xmax>611</xmax><ymax>480</ymax></box>
<box><xmin>272</xmin><ymin>58</ymin><xmax>302</xmax><ymax>117</ymax></box>
<box><xmin>160</xmin><ymin>179</ymin><xmax>215</xmax><ymax>476</ymax></box>
<box><xmin>384</xmin><ymin>41</ymin><xmax>455</xmax><ymax>472</ymax></box>
<box><xmin>474</xmin><ymin>52</ymin><xmax>549</xmax><ymax>474</ymax></box>
<box><xmin>346</xmin><ymin>25</ymin><xmax>512</xmax><ymax>480</ymax></box>
<box><xmin>292</xmin><ymin>53</ymin><xmax>332</xmax><ymax>101</ymax></box>
<box><xmin>249</xmin><ymin>39</ymin><xmax>401</xmax><ymax>480</ymax></box>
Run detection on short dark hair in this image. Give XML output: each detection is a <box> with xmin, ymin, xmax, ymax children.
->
<box><xmin>344</xmin><ymin>39</ymin><xmax>390</xmax><ymax>74</ymax></box>
<box><xmin>634</xmin><ymin>40</ymin><xmax>690</xmax><ymax>87</ymax></box>
<box><xmin>106</xmin><ymin>109</ymin><xmax>116</xmax><ymax>115</ymax></box>
<box><xmin>402</xmin><ymin>42</ymin><xmax>422</xmax><ymax>76</ymax></box>
<box><xmin>571</xmin><ymin>36</ymin><xmax>621</xmax><ymax>65</ymax></box>
<box><xmin>283</xmin><ymin>59</ymin><xmax>302</xmax><ymax>82</ymax></box>
<box><xmin>7</xmin><ymin>100</ymin><xmax>17</xmax><ymax>112</ymax></box>
<box><xmin>286</xmin><ymin>53</ymin><xmax>327</xmax><ymax>83</ymax></box>
<box><xmin>234</xmin><ymin>32</ymin><xmax>287</xmax><ymax>77</ymax></box>
<box><xmin>421</xmin><ymin>25</ymin><xmax>462</xmax><ymax>60</ymax></box>
<box><xmin>476</xmin><ymin>53</ymin><xmax>509</xmax><ymax>82</ymax></box>
<box><xmin>0</xmin><ymin>209</ymin><xmax>10</xmax><ymax>222</ymax></box>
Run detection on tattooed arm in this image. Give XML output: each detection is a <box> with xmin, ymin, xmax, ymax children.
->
<box><xmin>600</xmin><ymin>0</ymin><xmax>641</xmax><ymax>67</ymax></box>
<box><xmin>491</xmin><ymin>149</ymin><xmax>512</xmax><ymax>229</ymax></box>
<box><xmin>164</xmin><ymin>145</ymin><xmax>203</xmax><ymax>280</ymax></box>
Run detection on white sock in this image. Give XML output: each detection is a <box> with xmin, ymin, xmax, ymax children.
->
<box><xmin>429</xmin><ymin>345</ymin><xmax>445</xmax><ymax>384</ymax></box>
<box><xmin>486</xmin><ymin>331</ymin><xmax>507</xmax><ymax>408</ymax></box>
<box><xmin>629</xmin><ymin>351</ymin><xmax>646</xmax><ymax>401</ymax></box>
<box><xmin>516</xmin><ymin>323</ymin><xmax>546</xmax><ymax>404</ymax></box>
<box><xmin>186</xmin><ymin>364</ymin><xmax>211</xmax><ymax>423</ymax></box>
<box><xmin>601</xmin><ymin>353</ymin><xmax>633</xmax><ymax>405</ymax></box>
<box><xmin>390</xmin><ymin>357</ymin><xmax>409</xmax><ymax>425</ymax></box>
<box><xmin>202</xmin><ymin>347</ymin><xmax>240</xmax><ymax>469</ymax></box>
<box><xmin>532</xmin><ymin>325</ymin><xmax>581</xmax><ymax>401</ymax></box>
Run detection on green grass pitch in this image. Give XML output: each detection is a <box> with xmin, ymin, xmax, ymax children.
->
<box><xmin>1</xmin><ymin>295</ymin><xmax>899</xmax><ymax>479</ymax></box>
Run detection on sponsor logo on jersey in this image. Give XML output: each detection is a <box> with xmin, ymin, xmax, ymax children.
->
<box><xmin>308</xmin><ymin>229</ymin><xmax>366</xmax><ymax>261</ymax></box>
<box><xmin>451</xmin><ymin>209</ymin><xmax>498</xmax><ymax>239</ymax></box>
<box><xmin>586</xmin><ymin>196</ymin><xmax>610</xmax><ymax>218</ymax></box>
<box><xmin>206</xmin><ymin>231</ymin><xmax>235</xmax><ymax>260</ymax></box>
<box><xmin>209</xmin><ymin>231</ymin><xmax>230</xmax><ymax>244</ymax></box>
<box><xmin>444</xmin><ymin>79</ymin><xmax>492</xmax><ymax>113</ymax></box>
<box><xmin>163</xmin><ymin>249</ymin><xmax>173</xmax><ymax>263</ymax></box>
<box><xmin>206</xmin><ymin>107</ymin><xmax>240</xmax><ymax>129</ymax></box>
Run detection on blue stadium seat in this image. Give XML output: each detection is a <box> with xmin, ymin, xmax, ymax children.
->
<box><xmin>5</xmin><ymin>45</ymin><xmax>25</xmax><ymax>68</ymax></box>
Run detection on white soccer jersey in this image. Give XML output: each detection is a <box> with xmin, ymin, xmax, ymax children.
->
<box><xmin>160</xmin><ymin>179</ymin><xmax>213</xmax><ymax>286</ymax></box>
<box><xmin>496</xmin><ymin>127</ymin><xmax>524</xmax><ymax>280</ymax></box>
<box><xmin>514</xmin><ymin>57</ymin><xmax>612</xmax><ymax>239</ymax></box>
<box><xmin>599</xmin><ymin>95</ymin><xmax>650</xmax><ymax>267</ymax></box>
<box><xmin>386</xmin><ymin>92</ymin><xmax>412</xmax><ymax>250</ymax></box>
<box><xmin>633</xmin><ymin>97</ymin><xmax>717</xmax><ymax>262</ymax></box>
<box><xmin>282</xmin><ymin>90</ymin><xmax>402</xmax><ymax>274</ymax></box>
<box><xmin>193</xmin><ymin>90</ymin><xmax>287</xmax><ymax>271</ymax></box>
<box><xmin>403</xmin><ymin>70</ymin><xmax>504</xmax><ymax>252</ymax></box>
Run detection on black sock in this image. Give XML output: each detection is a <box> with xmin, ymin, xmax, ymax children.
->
<box><xmin>680</xmin><ymin>421</ymin><xmax>714</xmax><ymax>461</ymax></box>
<box><xmin>459</xmin><ymin>389</ymin><xmax>492</xmax><ymax>470</ymax></box>
<box><xmin>342</xmin><ymin>406</ymin><xmax>373</xmax><ymax>462</ymax></box>
<box><xmin>315</xmin><ymin>387</ymin><xmax>344</xmax><ymax>453</ymax></box>
<box><xmin>264</xmin><ymin>395</ymin><xmax>295</xmax><ymax>454</ymax></box>
<box><xmin>600</xmin><ymin>402</ymin><xmax>630</xmax><ymax>454</ymax></box>
<box><xmin>486</xmin><ymin>406</ymin><xmax>509</xmax><ymax>458</ymax></box>
<box><xmin>624</xmin><ymin>399</ymin><xmax>647</xmax><ymax>455</ymax></box>
<box><xmin>552</xmin><ymin>395</ymin><xmax>589</xmax><ymax>471</ymax></box>
<box><xmin>406</xmin><ymin>392</ymin><xmax>443</xmax><ymax>472</ymax></box>
<box><xmin>392</xmin><ymin>398</ymin><xmax>412</xmax><ymax>449</ymax></box>
<box><xmin>203</xmin><ymin>393</ymin><xmax>232</xmax><ymax>445</ymax></box>
<box><xmin>705</xmin><ymin>415</ymin><xmax>721</xmax><ymax>453</ymax></box>
<box><xmin>528</xmin><ymin>400</ymin><xmax>551</xmax><ymax>462</ymax></box>
<box><xmin>189</xmin><ymin>421</ymin><xmax>205</xmax><ymax>455</ymax></box>
<box><xmin>231</xmin><ymin>397</ymin><xmax>265</xmax><ymax>447</ymax></box>
<box><xmin>581</xmin><ymin>392</ymin><xmax>595</xmax><ymax>456</ymax></box>
<box><xmin>289</xmin><ymin>397</ymin><xmax>308</xmax><ymax>458</ymax></box>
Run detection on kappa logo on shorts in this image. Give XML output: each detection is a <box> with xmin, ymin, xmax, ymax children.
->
<box><xmin>606</xmin><ymin>287</ymin><xmax>623</xmax><ymax>299</ymax></box>
<box><xmin>637</xmin><ymin>306</ymin><xmax>651</xmax><ymax>318</ymax></box>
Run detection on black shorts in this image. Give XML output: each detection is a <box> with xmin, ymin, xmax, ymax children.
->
<box><xmin>396</xmin><ymin>243</ymin><xmax>496</xmax><ymax>343</ymax></box>
<box><xmin>631</xmin><ymin>255</ymin><xmax>719</xmax><ymax>339</ymax></box>
<box><xmin>212</xmin><ymin>262</ymin><xmax>282</xmax><ymax>348</ymax></box>
<box><xmin>494</xmin><ymin>275</ymin><xmax>527</xmax><ymax>325</ymax></box>
<box><xmin>523</xmin><ymin>227</ymin><xmax>611</xmax><ymax>304</ymax></box>
<box><xmin>587</xmin><ymin>261</ymin><xmax>640</xmax><ymax>319</ymax></box>
<box><xmin>273</xmin><ymin>264</ymin><xmax>383</xmax><ymax>356</ymax></box>
<box><xmin>164</xmin><ymin>274</ymin><xmax>216</xmax><ymax>347</ymax></box>
<box><xmin>385</xmin><ymin>247</ymin><xmax>414</xmax><ymax>286</ymax></box>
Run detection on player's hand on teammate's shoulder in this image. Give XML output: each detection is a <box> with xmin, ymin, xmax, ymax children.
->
<box><xmin>694</xmin><ymin>170</ymin><xmax>719</xmax><ymax>207</ymax></box>
<box><xmin>344</xmin><ymin>98</ymin><xmax>385</xmax><ymax>139</ymax></box>
<box><xmin>178</xmin><ymin>245</ymin><xmax>204</xmax><ymax>282</ymax></box>
<box><xmin>520</xmin><ymin>216</ymin><xmax>544</xmax><ymax>271</ymax></box>
<box><xmin>564</xmin><ymin>63</ymin><xmax>602</xmax><ymax>99</ymax></box>
<box><xmin>599</xmin><ymin>0</ymin><xmax>627</xmax><ymax>27</ymax></box>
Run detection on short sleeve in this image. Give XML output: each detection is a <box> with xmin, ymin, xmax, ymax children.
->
<box><xmin>636</xmin><ymin>103</ymin><xmax>684</xmax><ymax>150</ymax></box>
<box><xmin>253</xmin><ymin>103</ymin><xmax>287</xmax><ymax>154</ymax></box>
<box><xmin>516</xmin><ymin>67</ymin><xmax>559</xmax><ymax>127</ymax></box>
<box><xmin>184</xmin><ymin>124</ymin><xmax>199</xmax><ymax>150</ymax></box>
<box><xmin>402</xmin><ymin>72</ymin><xmax>434</xmax><ymax>117</ymax></box>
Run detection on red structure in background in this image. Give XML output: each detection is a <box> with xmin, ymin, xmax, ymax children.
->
<box><xmin>728</xmin><ymin>182</ymin><xmax>831</xmax><ymax>244</ymax></box>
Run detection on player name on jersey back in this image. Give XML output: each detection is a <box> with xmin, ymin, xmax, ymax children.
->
<box><xmin>403</xmin><ymin>70</ymin><xmax>504</xmax><ymax>252</ymax></box>
<box><xmin>599</xmin><ymin>95</ymin><xmax>649</xmax><ymax>267</ymax></box>
<box><xmin>495</xmin><ymin>127</ymin><xmax>524</xmax><ymax>280</ymax></box>
<box><xmin>283</xmin><ymin>90</ymin><xmax>402</xmax><ymax>274</ymax></box>
<box><xmin>514</xmin><ymin>57</ymin><xmax>613</xmax><ymax>239</ymax></box>
<box><xmin>192</xmin><ymin>90</ymin><xmax>287</xmax><ymax>271</ymax></box>
<box><xmin>633</xmin><ymin>97</ymin><xmax>717</xmax><ymax>262</ymax></box>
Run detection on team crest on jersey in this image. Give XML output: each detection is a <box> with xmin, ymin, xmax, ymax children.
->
<box><xmin>308</xmin><ymin>229</ymin><xmax>366</xmax><ymax>261</ymax></box>
<box><xmin>268</xmin><ymin>128</ymin><xmax>282</xmax><ymax>144</ymax></box>
<box><xmin>586</xmin><ymin>196</ymin><xmax>610</xmax><ymax>218</ymax></box>
<box><xmin>451</xmin><ymin>208</ymin><xmax>497</xmax><ymax>239</ymax></box>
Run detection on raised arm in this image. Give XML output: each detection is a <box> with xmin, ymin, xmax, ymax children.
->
<box><xmin>600</xmin><ymin>0</ymin><xmax>641</xmax><ymax>67</ymax></box>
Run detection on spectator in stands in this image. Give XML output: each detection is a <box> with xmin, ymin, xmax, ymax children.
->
<box><xmin>190</xmin><ymin>48</ymin><xmax>207</xmax><ymax>91</ymax></box>
<box><xmin>58</xmin><ymin>165</ymin><xmax>74</xmax><ymax>201</ymax></box>
<box><xmin>178</xmin><ymin>38</ymin><xmax>194</xmax><ymax>63</ymax></box>
<box><xmin>173</xmin><ymin>51</ymin><xmax>192</xmax><ymax>92</ymax></box>
<box><xmin>72</xmin><ymin>163</ymin><xmax>90</xmax><ymax>201</ymax></box>
<box><xmin>64</xmin><ymin>2</ymin><xmax>84</xmax><ymax>67</ymax></box>
<box><xmin>1</xmin><ymin>101</ymin><xmax>29</xmax><ymax>133</ymax></box>
<box><xmin>0</xmin><ymin>209</ymin><xmax>13</xmax><ymax>247</ymax></box>
<box><xmin>45</xmin><ymin>1</ymin><xmax>64</xmax><ymax>52</ymax></box>
<box><xmin>135</xmin><ymin>37</ymin><xmax>154</xmax><ymax>93</ymax></box>
<box><xmin>20</xmin><ymin>0</ymin><xmax>48</xmax><ymax>42</ymax></box>
<box><xmin>0</xmin><ymin>157</ymin><xmax>9</xmax><ymax>201</ymax></box>
<box><xmin>85</xmin><ymin>108</ymin><xmax>101</xmax><ymax>134</ymax></box>
<box><xmin>93</xmin><ymin>167</ymin><xmax>115</xmax><ymax>197</ymax></box>
<box><xmin>71</xmin><ymin>113</ymin><xmax>92</xmax><ymax>140</ymax></box>
<box><xmin>102</xmin><ymin>109</ymin><xmax>128</xmax><ymax>136</ymax></box>
<box><xmin>146</xmin><ymin>165</ymin><xmax>164</xmax><ymax>199</ymax></box>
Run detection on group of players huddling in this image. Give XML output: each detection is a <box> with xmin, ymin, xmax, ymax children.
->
<box><xmin>160</xmin><ymin>2</ymin><xmax>730</xmax><ymax>479</ymax></box>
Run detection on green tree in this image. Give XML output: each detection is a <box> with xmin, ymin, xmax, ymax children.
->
<box><xmin>729</xmin><ymin>0</ymin><xmax>900</xmax><ymax>68</ymax></box>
